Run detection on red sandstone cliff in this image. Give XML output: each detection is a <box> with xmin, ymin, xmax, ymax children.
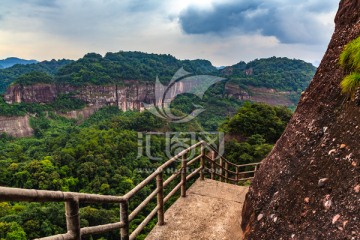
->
<box><xmin>242</xmin><ymin>1</ymin><xmax>360</xmax><ymax>239</ymax></box>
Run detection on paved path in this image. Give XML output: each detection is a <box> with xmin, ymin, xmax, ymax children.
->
<box><xmin>146</xmin><ymin>179</ymin><xmax>248</xmax><ymax>240</ymax></box>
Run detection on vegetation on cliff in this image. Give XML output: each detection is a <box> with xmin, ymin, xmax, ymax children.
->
<box><xmin>339</xmin><ymin>36</ymin><xmax>360</xmax><ymax>96</ymax></box>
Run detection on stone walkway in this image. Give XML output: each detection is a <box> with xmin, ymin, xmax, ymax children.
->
<box><xmin>146</xmin><ymin>179</ymin><xmax>248</xmax><ymax>240</ymax></box>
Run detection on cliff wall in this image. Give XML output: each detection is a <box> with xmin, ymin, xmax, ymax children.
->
<box><xmin>3</xmin><ymin>80</ymin><xmax>202</xmax><ymax>111</ymax></box>
<box><xmin>0</xmin><ymin>115</ymin><xmax>33</xmax><ymax>137</ymax></box>
<box><xmin>242</xmin><ymin>1</ymin><xmax>360</xmax><ymax>239</ymax></box>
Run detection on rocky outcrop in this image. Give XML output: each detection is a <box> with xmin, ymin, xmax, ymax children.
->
<box><xmin>225</xmin><ymin>83</ymin><xmax>251</xmax><ymax>100</ymax></box>
<box><xmin>242</xmin><ymin>1</ymin><xmax>360</xmax><ymax>239</ymax></box>
<box><xmin>225</xmin><ymin>83</ymin><xmax>295</xmax><ymax>106</ymax></box>
<box><xmin>0</xmin><ymin>115</ymin><xmax>33</xmax><ymax>137</ymax></box>
<box><xmin>58</xmin><ymin>105</ymin><xmax>103</xmax><ymax>121</ymax></box>
<box><xmin>4</xmin><ymin>84</ymin><xmax>57</xmax><ymax>103</ymax></box>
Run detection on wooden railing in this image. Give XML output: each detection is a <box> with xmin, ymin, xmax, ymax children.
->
<box><xmin>0</xmin><ymin>141</ymin><xmax>260</xmax><ymax>240</ymax></box>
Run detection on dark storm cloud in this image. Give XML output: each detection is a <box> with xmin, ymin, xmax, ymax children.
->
<box><xmin>179</xmin><ymin>0</ymin><xmax>338</xmax><ymax>44</ymax></box>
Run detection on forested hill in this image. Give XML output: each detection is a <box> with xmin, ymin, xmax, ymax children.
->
<box><xmin>55</xmin><ymin>52</ymin><xmax>218</xmax><ymax>86</ymax></box>
<box><xmin>0</xmin><ymin>59</ymin><xmax>73</xmax><ymax>93</ymax></box>
<box><xmin>221</xmin><ymin>57</ymin><xmax>317</xmax><ymax>92</ymax></box>
<box><xmin>0</xmin><ymin>51</ymin><xmax>316</xmax><ymax>94</ymax></box>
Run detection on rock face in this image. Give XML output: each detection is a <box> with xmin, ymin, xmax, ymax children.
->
<box><xmin>242</xmin><ymin>1</ymin><xmax>360</xmax><ymax>239</ymax></box>
<box><xmin>225</xmin><ymin>83</ymin><xmax>296</xmax><ymax>106</ymax></box>
<box><xmin>58</xmin><ymin>105</ymin><xmax>103</xmax><ymax>122</ymax></box>
<box><xmin>4</xmin><ymin>82</ymin><xmax>156</xmax><ymax>112</ymax></box>
<box><xmin>0</xmin><ymin>115</ymin><xmax>33</xmax><ymax>137</ymax></box>
<box><xmin>3</xmin><ymin>80</ymin><xmax>204</xmax><ymax>111</ymax></box>
<box><xmin>4</xmin><ymin>80</ymin><xmax>296</xmax><ymax>109</ymax></box>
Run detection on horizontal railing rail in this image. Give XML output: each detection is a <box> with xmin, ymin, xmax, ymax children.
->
<box><xmin>0</xmin><ymin>140</ymin><xmax>260</xmax><ymax>240</ymax></box>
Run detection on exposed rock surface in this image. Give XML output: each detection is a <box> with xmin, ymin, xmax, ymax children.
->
<box><xmin>58</xmin><ymin>105</ymin><xmax>103</xmax><ymax>122</ymax></box>
<box><xmin>3</xmin><ymin>82</ymin><xmax>156</xmax><ymax>112</ymax></box>
<box><xmin>4</xmin><ymin>80</ymin><xmax>296</xmax><ymax>109</ymax></box>
<box><xmin>242</xmin><ymin>1</ymin><xmax>360</xmax><ymax>239</ymax></box>
<box><xmin>0</xmin><ymin>115</ymin><xmax>33</xmax><ymax>137</ymax></box>
<box><xmin>225</xmin><ymin>83</ymin><xmax>296</xmax><ymax>106</ymax></box>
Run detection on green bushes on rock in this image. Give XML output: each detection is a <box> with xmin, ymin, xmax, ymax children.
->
<box><xmin>340</xmin><ymin>72</ymin><xmax>360</xmax><ymax>95</ymax></box>
<box><xmin>339</xmin><ymin>36</ymin><xmax>360</xmax><ymax>96</ymax></box>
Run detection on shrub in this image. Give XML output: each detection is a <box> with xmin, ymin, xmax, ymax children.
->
<box><xmin>340</xmin><ymin>72</ymin><xmax>360</xmax><ymax>96</ymax></box>
<box><xmin>339</xmin><ymin>36</ymin><xmax>360</xmax><ymax>71</ymax></box>
<box><xmin>340</xmin><ymin>37</ymin><xmax>360</xmax><ymax>96</ymax></box>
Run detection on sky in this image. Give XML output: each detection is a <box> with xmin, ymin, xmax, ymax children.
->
<box><xmin>0</xmin><ymin>0</ymin><xmax>339</xmax><ymax>67</ymax></box>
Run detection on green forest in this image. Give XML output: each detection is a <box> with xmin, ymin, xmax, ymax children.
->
<box><xmin>222</xmin><ymin>57</ymin><xmax>316</xmax><ymax>92</ymax></box>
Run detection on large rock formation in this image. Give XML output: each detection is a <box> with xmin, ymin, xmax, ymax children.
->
<box><xmin>242</xmin><ymin>1</ymin><xmax>360</xmax><ymax>239</ymax></box>
<box><xmin>3</xmin><ymin>80</ymin><xmax>206</xmax><ymax>111</ymax></box>
<box><xmin>3</xmin><ymin>82</ymin><xmax>156</xmax><ymax>112</ymax></box>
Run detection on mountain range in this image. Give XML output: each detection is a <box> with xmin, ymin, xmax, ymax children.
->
<box><xmin>0</xmin><ymin>57</ymin><xmax>38</xmax><ymax>69</ymax></box>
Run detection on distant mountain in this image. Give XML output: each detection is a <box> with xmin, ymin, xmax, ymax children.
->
<box><xmin>0</xmin><ymin>57</ymin><xmax>38</xmax><ymax>68</ymax></box>
<box><xmin>0</xmin><ymin>59</ymin><xmax>73</xmax><ymax>93</ymax></box>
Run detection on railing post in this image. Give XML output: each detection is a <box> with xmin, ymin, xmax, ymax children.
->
<box><xmin>65</xmin><ymin>198</ymin><xmax>81</xmax><ymax>240</ymax></box>
<box><xmin>210</xmin><ymin>151</ymin><xmax>215</xmax><ymax>180</ymax></box>
<box><xmin>236</xmin><ymin>166</ymin><xmax>239</xmax><ymax>184</ymax></box>
<box><xmin>156</xmin><ymin>171</ymin><xmax>165</xmax><ymax>226</ymax></box>
<box><xmin>120</xmin><ymin>201</ymin><xmax>129</xmax><ymax>240</ymax></box>
<box><xmin>200</xmin><ymin>144</ymin><xmax>205</xmax><ymax>181</ymax></box>
<box><xmin>220</xmin><ymin>157</ymin><xmax>223</xmax><ymax>182</ymax></box>
<box><xmin>225</xmin><ymin>162</ymin><xmax>228</xmax><ymax>183</ymax></box>
<box><xmin>181</xmin><ymin>153</ymin><xmax>187</xmax><ymax>197</ymax></box>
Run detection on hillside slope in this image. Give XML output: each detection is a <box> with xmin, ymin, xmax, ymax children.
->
<box><xmin>242</xmin><ymin>0</ymin><xmax>360</xmax><ymax>239</ymax></box>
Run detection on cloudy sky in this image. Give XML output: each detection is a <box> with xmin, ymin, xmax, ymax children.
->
<box><xmin>0</xmin><ymin>0</ymin><xmax>339</xmax><ymax>66</ymax></box>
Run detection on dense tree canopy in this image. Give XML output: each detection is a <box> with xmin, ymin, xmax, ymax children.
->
<box><xmin>55</xmin><ymin>51</ymin><xmax>217</xmax><ymax>85</ymax></box>
<box><xmin>220</xmin><ymin>102</ymin><xmax>292</xmax><ymax>164</ymax></box>
<box><xmin>221</xmin><ymin>57</ymin><xmax>316</xmax><ymax>92</ymax></box>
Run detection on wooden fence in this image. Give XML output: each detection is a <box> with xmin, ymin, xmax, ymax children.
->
<box><xmin>0</xmin><ymin>141</ymin><xmax>260</xmax><ymax>240</ymax></box>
